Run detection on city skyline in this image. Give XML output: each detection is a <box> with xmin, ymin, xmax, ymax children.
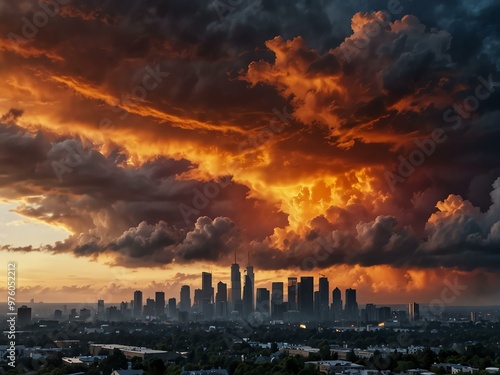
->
<box><xmin>1</xmin><ymin>1</ymin><xmax>500</xmax><ymax>307</ymax></box>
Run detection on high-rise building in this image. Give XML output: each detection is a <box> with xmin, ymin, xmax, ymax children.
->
<box><xmin>231</xmin><ymin>260</ymin><xmax>242</xmax><ymax>312</ymax></box>
<box><xmin>194</xmin><ymin>289</ymin><xmax>203</xmax><ymax>306</ymax></box>
<box><xmin>97</xmin><ymin>299</ymin><xmax>105</xmax><ymax>319</ymax></box>
<box><xmin>144</xmin><ymin>298</ymin><xmax>155</xmax><ymax>317</ymax></box>
<box><xmin>243</xmin><ymin>265</ymin><xmax>254</xmax><ymax>317</ymax></box>
<box><xmin>18</xmin><ymin>305</ymin><xmax>31</xmax><ymax>327</ymax></box>
<box><xmin>271</xmin><ymin>282</ymin><xmax>285</xmax><ymax>320</ymax></box>
<box><xmin>202</xmin><ymin>272</ymin><xmax>214</xmax><ymax>304</ymax></box>
<box><xmin>332</xmin><ymin>287</ymin><xmax>342</xmax><ymax>321</ymax></box>
<box><xmin>133</xmin><ymin>290</ymin><xmax>142</xmax><ymax>318</ymax></box>
<box><xmin>180</xmin><ymin>285</ymin><xmax>191</xmax><ymax>312</ymax></box>
<box><xmin>202</xmin><ymin>272</ymin><xmax>214</xmax><ymax>320</ymax></box>
<box><xmin>319</xmin><ymin>276</ymin><xmax>329</xmax><ymax>321</ymax></box>
<box><xmin>54</xmin><ymin>309</ymin><xmax>62</xmax><ymax>320</ymax></box>
<box><xmin>168</xmin><ymin>298</ymin><xmax>177</xmax><ymax>319</ymax></box>
<box><xmin>299</xmin><ymin>276</ymin><xmax>314</xmax><ymax>319</ymax></box>
<box><xmin>216</xmin><ymin>281</ymin><xmax>228</xmax><ymax>318</ymax></box>
<box><xmin>288</xmin><ymin>277</ymin><xmax>298</xmax><ymax>311</ymax></box>
<box><xmin>345</xmin><ymin>288</ymin><xmax>358</xmax><ymax>321</ymax></box>
<box><xmin>378</xmin><ymin>306</ymin><xmax>391</xmax><ymax>322</ymax></box>
<box><xmin>155</xmin><ymin>292</ymin><xmax>165</xmax><ymax>317</ymax></box>
<box><xmin>256</xmin><ymin>288</ymin><xmax>270</xmax><ymax>318</ymax></box>
<box><xmin>365</xmin><ymin>303</ymin><xmax>377</xmax><ymax>322</ymax></box>
<box><xmin>408</xmin><ymin>302</ymin><xmax>420</xmax><ymax>323</ymax></box>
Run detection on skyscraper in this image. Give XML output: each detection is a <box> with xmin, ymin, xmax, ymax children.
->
<box><xmin>133</xmin><ymin>290</ymin><xmax>142</xmax><ymax>318</ymax></box>
<box><xmin>299</xmin><ymin>276</ymin><xmax>314</xmax><ymax>319</ymax></box>
<box><xmin>202</xmin><ymin>272</ymin><xmax>214</xmax><ymax>320</ymax></box>
<box><xmin>332</xmin><ymin>287</ymin><xmax>342</xmax><ymax>321</ymax></box>
<box><xmin>345</xmin><ymin>288</ymin><xmax>358</xmax><ymax>321</ymax></box>
<box><xmin>168</xmin><ymin>298</ymin><xmax>177</xmax><ymax>319</ymax></box>
<box><xmin>97</xmin><ymin>299</ymin><xmax>105</xmax><ymax>319</ymax></box>
<box><xmin>144</xmin><ymin>298</ymin><xmax>155</xmax><ymax>317</ymax></box>
<box><xmin>243</xmin><ymin>264</ymin><xmax>254</xmax><ymax>317</ymax></box>
<box><xmin>319</xmin><ymin>276</ymin><xmax>329</xmax><ymax>321</ymax></box>
<box><xmin>256</xmin><ymin>288</ymin><xmax>270</xmax><ymax>318</ymax></box>
<box><xmin>155</xmin><ymin>292</ymin><xmax>165</xmax><ymax>317</ymax></box>
<box><xmin>18</xmin><ymin>305</ymin><xmax>31</xmax><ymax>327</ymax></box>
<box><xmin>408</xmin><ymin>302</ymin><xmax>420</xmax><ymax>323</ymax></box>
<box><xmin>216</xmin><ymin>281</ymin><xmax>228</xmax><ymax>318</ymax></box>
<box><xmin>231</xmin><ymin>258</ymin><xmax>242</xmax><ymax>313</ymax></box>
<box><xmin>180</xmin><ymin>285</ymin><xmax>191</xmax><ymax>312</ymax></box>
<box><xmin>271</xmin><ymin>282</ymin><xmax>284</xmax><ymax>320</ymax></box>
<box><xmin>288</xmin><ymin>277</ymin><xmax>298</xmax><ymax>310</ymax></box>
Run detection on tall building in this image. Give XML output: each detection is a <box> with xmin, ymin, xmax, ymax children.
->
<box><xmin>319</xmin><ymin>276</ymin><xmax>329</xmax><ymax>321</ymax></box>
<box><xmin>243</xmin><ymin>264</ymin><xmax>254</xmax><ymax>317</ymax></box>
<box><xmin>180</xmin><ymin>285</ymin><xmax>191</xmax><ymax>312</ymax></box>
<box><xmin>256</xmin><ymin>288</ymin><xmax>270</xmax><ymax>318</ymax></box>
<box><xmin>365</xmin><ymin>303</ymin><xmax>377</xmax><ymax>322</ymax></box>
<box><xmin>133</xmin><ymin>290</ymin><xmax>143</xmax><ymax>319</ymax></box>
<box><xmin>97</xmin><ymin>299</ymin><xmax>105</xmax><ymax>319</ymax></box>
<box><xmin>408</xmin><ymin>302</ymin><xmax>420</xmax><ymax>323</ymax></box>
<box><xmin>202</xmin><ymin>272</ymin><xmax>214</xmax><ymax>304</ymax></box>
<box><xmin>271</xmin><ymin>282</ymin><xmax>285</xmax><ymax>320</ymax></box>
<box><xmin>18</xmin><ymin>305</ymin><xmax>31</xmax><ymax>327</ymax></box>
<box><xmin>168</xmin><ymin>298</ymin><xmax>177</xmax><ymax>319</ymax></box>
<box><xmin>144</xmin><ymin>298</ymin><xmax>155</xmax><ymax>317</ymax></box>
<box><xmin>202</xmin><ymin>272</ymin><xmax>214</xmax><ymax>320</ymax></box>
<box><xmin>216</xmin><ymin>281</ymin><xmax>228</xmax><ymax>318</ymax></box>
<box><xmin>155</xmin><ymin>292</ymin><xmax>165</xmax><ymax>317</ymax></box>
<box><xmin>231</xmin><ymin>260</ymin><xmax>242</xmax><ymax>312</ymax></box>
<box><xmin>299</xmin><ymin>276</ymin><xmax>314</xmax><ymax>319</ymax></box>
<box><xmin>288</xmin><ymin>277</ymin><xmax>298</xmax><ymax>311</ymax></box>
<box><xmin>345</xmin><ymin>288</ymin><xmax>358</xmax><ymax>321</ymax></box>
<box><xmin>332</xmin><ymin>287</ymin><xmax>342</xmax><ymax>321</ymax></box>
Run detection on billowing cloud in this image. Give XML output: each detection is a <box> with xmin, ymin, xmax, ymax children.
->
<box><xmin>1</xmin><ymin>0</ymin><xmax>500</xmax><ymax>302</ymax></box>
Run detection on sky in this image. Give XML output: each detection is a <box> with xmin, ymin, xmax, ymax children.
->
<box><xmin>1</xmin><ymin>0</ymin><xmax>500</xmax><ymax>305</ymax></box>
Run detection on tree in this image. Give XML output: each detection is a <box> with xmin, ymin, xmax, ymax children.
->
<box><xmin>148</xmin><ymin>358</ymin><xmax>166</xmax><ymax>375</ymax></box>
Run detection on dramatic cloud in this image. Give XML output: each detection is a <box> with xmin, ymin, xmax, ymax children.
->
<box><xmin>1</xmin><ymin>0</ymin><xmax>500</xmax><ymax>301</ymax></box>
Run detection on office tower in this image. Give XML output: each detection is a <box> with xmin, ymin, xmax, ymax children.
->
<box><xmin>202</xmin><ymin>272</ymin><xmax>214</xmax><ymax>320</ymax></box>
<box><xmin>365</xmin><ymin>304</ymin><xmax>377</xmax><ymax>322</ymax></box>
<box><xmin>231</xmin><ymin>258</ymin><xmax>242</xmax><ymax>311</ymax></box>
<box><xmin>80</xmin><ymin>308</ymin><xmax>91</xmax><ymax>320</ymax></box>
<box><xmin>202</xmin><ymin>272</ymin><xmax>214</xmax><ymax>303</ymax></box>
<box><xmin>133</xmin><ymin>290</ymin><xmax>143</xmax><ymax>318</ymax></box>
<box><xmin>216</xmin><ymin>281</ymin><xmax>228</xmax><ymax>318</ymax></box>
<box><xmin>155</xmin><ymin>292</ymin><xmax>165</xmax><ymax>317</ymax></box>
<box><xmin>194</xmin><ymin>289</ymin><xmax>203</xmax><ymax>306</ymax></box>
<box><xmin>408</xmin><ymin>302</ymin><xmax>420</xmax><ymax>323</ymax></box>
<box><xmin>378</xmin><ymin>306</ymin><xmax>391</xmax><ymax>322</ymax></box>
<box><xmin>243</xmin><ymin>265</ymin><xmax>254</xmax><ymax>317</ymax></box>
<box><xmin>168</xmin><ymin>298</ymin><xmax>177</xmax><ymax>319</ymax></box>
<box><xmin>256</xmin><ymin>288</ymin><xmax>270</xmax><ymax>317</ymax></box>
<box><xmin>299</xmin><ymin>276</ymin><xmax>314</xmax><ymax>319</ymax></box>
<box><xmin>332</xmin><ymin>287</ymin><xmax>342</xmax><ymax>321</ymax></box>
<box><xmin>271</xmin><ymin>282</ymin><xmax>285</xmax><ymax>320</ymax></box>
<box><xmin>319</xmin><ymin>276</ymin><xmax>329</xmax><ymax>321</ymax></box>
<box><xmin>180</xmin><ymin>285</ymin><xmax>191</xmax><ymax>312</ymax></box>
<box><xmin>144</xmin><ymin>298</ymin><xmax>155</xmax><ymax>317</ymax></box>
<box><xmin>97</xmin><ymin>299</ymin><xmax>105</xmax><ymax>319</ymax></box>
<box><xmin>288</xmin><ymin>277</ymin><xmax>298</xmax><ymax>310</ymax></box>
<box><xmin>345</xmin><ymin>288</ymin><xmax>358</xmax><ymax>321</ymax></box>
<box><xmin>18</xmin><ymin>305</ymin><xmax>31</xmax><ymax>327</ymax></box>
<box><xmin>54</xmin><ymin>309</ymin><xmax>63</xmax><ymax>320</ymax></box>
<box><xmin>314</xmin><ymin>291</ymin><xmax>320</xmax><ymax>320</ymax></box>
<box><xmin>106</xmin><ymin>306</ymin><xmax>121</xmax><ymax>321</ymax></box>
<box><xmin>69</xmin><ymin>308</ymin><xmax>77</xmax><ymax>320</ymax></box>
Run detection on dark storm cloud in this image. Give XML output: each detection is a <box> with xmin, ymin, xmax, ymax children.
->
<box><xmin>1</xmin><ymin>0</ymin><xmax>500</xmax><ymax>276</ymax></box>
